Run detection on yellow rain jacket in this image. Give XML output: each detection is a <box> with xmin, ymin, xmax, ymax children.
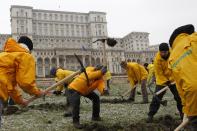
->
<box><xmin>169</xmin><ymin>32</ymin><xmax>197</xmax><ymax>116</ymax></box>
<box><xmin>104</xmin><ymin>70</ymin><xmax>112</xmax><ymax>81</ymax></box>
<box><xmin>154</xmin><ymin>51</ymin><xmax>174</xmax><ymax>86</ymax></box>
<box><xmin>68</xmin><ymin>66</ymin><xmax>105</xmax><ymax>96</ymax></box>
<box><xmin>126</xmin><ymin>62</ymin><xmax>148</xmax><ymax>88</ymax></box>
<box><xmin>0</xmin><ymin>38</ymin><xmax>41</xmax><ymax>104</ymax></box>
<box><xmin>55</xmin><ymin>68</ymin><xmax>75</xmax><ymax>91</ymax></box>
<box><xmin>147</xmin><ymin>64</ymin><xmax>154</xmax><ymax>84</ymax></box>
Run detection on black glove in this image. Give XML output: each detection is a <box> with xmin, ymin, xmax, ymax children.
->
<box><xmin>80</xmin><ymin>67</ymin><xmax>86</xmax><ymax>73</ymax></box>
<box><xmin>165</xmin><ymin>81</ymin><xmax>171</xmax><ymax>86</ymax></box>
<box><xmin>101</xmin><ymin>66</ymin><xmax>107</xmax><ymax>74</ymax></box>
<box><xmin>95</xmin><ymin>64</ymin><xmax>103</xmax><ymax>70</ymax></box>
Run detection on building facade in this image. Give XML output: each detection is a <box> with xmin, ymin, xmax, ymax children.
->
<box><xmin>0</xmin><ymin>5</ymin><xmax>157</xmax><ymax>77</ymax></box>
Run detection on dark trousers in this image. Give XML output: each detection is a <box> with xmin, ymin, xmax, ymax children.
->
<box><xmin>148</xmin><ymin>84</ymin><xmax>183</xmax><ymax>117</ymax></box>
<box><xmin>107</xmin><ymin>80</ymin><xmax>110</xmax><ymax>89</ymax></box>
<box><xmin>64</xmin><ymin>84</ymin><xmax>70</xmax><ymax>107</ymax></box>
<box><xmin>0</xmin><ymin>99</ymin><xmax>3</xmax><ymax>128</ymax></box>
<box><xmin>68</xmin><ymin>89</ymin><xmax>100</xmax><ymax>123</ymax></box>
<box><xmin>189</xmin><ymin>116</ymin><xmax>197</xmax><ymax>131</ymax></box>
<box><xmin>129</xmin><ymin>79</ymin><xmax>148</xmax><ymax>102</ymax></box>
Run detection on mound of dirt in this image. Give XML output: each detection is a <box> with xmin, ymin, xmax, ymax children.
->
<box><xmin>100</xmin><ymin>98</ymin><xmax>131</xmax><ymax>104</ymax></box>
<box><xmin>81</xmin><ymin>115</ymin><xmax>190</xmax><ymax>131</ymax></box>
<box><xmin>3</xmin><ymin>105</ymin><xmax>19</xmax><ymax>115</ymax></box>
<box><xmin>83</xmin><ymin>123</ymin><xmax>123</xmax><ymax>131</ymax></box>
<box><xmin>28</xmin><ymin>102</ymin><xmax>68</xmax><ymax>111</ymax></box>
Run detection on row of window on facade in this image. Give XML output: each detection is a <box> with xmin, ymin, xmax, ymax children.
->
<box><xmin>123</xmin><ymin>36</ymin><xmax>148</xmax><ymax>42</ymax></box>
<box><xmin>31</xmin><ymin>23</ymin><xmax>87</xmax><ymax>36</ymax></box>
<box><xmin>32</xmin><ymin>12</ymin><xmax>104</xmax><ymax>23</ymax></box>
<box><xmin>32</xmin><ymin>27</ymin><xmax>90</xmax><ymax>37</ymax></box>
<box><xmin>16</xmin><ymin>10</ymin><xmax>28</xmax><ymax>18</ymax></box>
<box><xmin>112</xmin><ymin>57</ymin><xmax>121</xmax><ymax>62</ymax></box>
<box><xmin>16</xmin><ymin>26</ymin><xmax>28</xmax><ymax>34</ymax></box>
<box><xmin>36</xmin><ymin>52</ymin><xmax>55</xmax><ymax>56</ymax></box>
<box><xmin>16</xmin><ymin>20</ymin><xmax>28</xmax><ymax>25</ymax></box>
<box><xmin>33</xmin><ymin>38</ymin><xmax>90</xmax><ymax>43</ymax></box>
<box><xmin>31</xmin><ymin>28</ymin><xmax>104</xmax><ymax>37</ymax></box>
<box><xmin>33</xmin><ymin>22</ymin><xmax>90</xmax><ymax>29</ymax></box>
<box><xmin>126</xmin><ymin>43</ymin><xmax>148</xmax><ymax>47</ymax></box>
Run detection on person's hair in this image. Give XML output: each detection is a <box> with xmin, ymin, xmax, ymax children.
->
<box><xmin>120</xmin><ymin>61</ymin><xmax>127</xmax><ymax>67</ymax></box>
<box><xmin>18</xmin><ymin>36</ymin><xmax>33</xmax><ymax>51</ymax></box>
<box><xmin>159</xmin><ymin>43</ymin><xmax>169</xmax><ymax>51</ymax></box>
<box><xmin>50</xmin><ymin>67</ymin><xmax>57</xmax><ymax>77</ymax></box>
<box><xmin>169</xmin><ymin>24</ymin><xmax>195</xmax><ymax>47</ymax></box>
<box><xmin>144</xmin><ymin>63</ymin><xmax>149</xmax><ymax>67</ymax></box>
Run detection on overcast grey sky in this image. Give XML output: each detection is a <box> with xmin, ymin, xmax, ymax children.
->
<box><xmin>0</xmin><ymin>0</ymin><xmax>197</xmax><ymax>45</ymax></box>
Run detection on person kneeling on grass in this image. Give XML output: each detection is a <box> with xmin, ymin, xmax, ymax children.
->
<box><xmin>67</xmin><ymin>65</ymin><xmax>107</xmax><ymax>129</ymax></box>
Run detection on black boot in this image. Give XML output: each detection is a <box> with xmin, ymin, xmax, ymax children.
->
<box><xmin>127</xmin><ymin>97</ymin><xmax>134</xmax><ymax>102</ymax></box>
<box><xmin>63</xmin><ymin>112</ymin><xmax>72</xmax><ymax>117</ymax></box>
<box><xmin>53</xmin><ymin>91</ymin><xmax>62</xmax><ymax>95</ymax></box>
<box><xmin>103</xmin><ymin>90</ymin><xmax>110</xmax><ymax>96</ymax></box>
<box><xmin>92</xmin><ymin>116</ymin><xmax>102</xmax><ymax>121</ymax></box>
<box><xmin>146</xmin><ymin>115</ymin><xmax>153</xmax><ymax>123</ymax></box>
<box><xmin>73</xmin><ymin>122</ymin><xmax>84</xmax><ymax>129</ymax></box>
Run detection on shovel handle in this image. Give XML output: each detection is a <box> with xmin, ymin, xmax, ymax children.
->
<box><xmin>155</xmin><ymin>86</ymin><xmax>169</xmax><ymax>95</ymax></box>
<box><xmin>174</xmin><ymin>119</ymin><xmax>189</xmax><ymax>131</ymax></box>
<box><xmin>26</xmin><ymin>70</ymin><xmax>81</xmax><ymax>104</ymax></box>
<box><xmin>121</xmin><ymin>85</ymin><xmax>137</xmax><ymax>98</ymax></box>
<box><xmin>156</xmin><ymin>82</ymin><xmax>176</xmax><ymax>95</ymax></box>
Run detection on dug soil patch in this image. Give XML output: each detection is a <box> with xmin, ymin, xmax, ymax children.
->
<box><xmin>82</xmin><ymin>115</ymin><xmax>191</xmax><ymax>131</ymax></box>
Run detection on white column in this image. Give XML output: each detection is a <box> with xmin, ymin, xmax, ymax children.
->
<box><xmin>82</xmin><ymin>55</ymin><xmax>85</xmax><ymax>66</ymax></box>
<box><xmin>64</xmin><ymin>55</ymin><xmax>67</xmax><ymax>69</ymax></box>
<box><xmin>57</xmin><ymin>57</ymin><xmax>59</xmax><ymax>67</ymax></box>
<box><xmin>42</xmin><ymin>62</ymin><xmax>45</xmax><ymax>77</ymax></box>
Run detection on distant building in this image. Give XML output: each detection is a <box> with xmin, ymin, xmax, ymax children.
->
<box><xmin>0</xmin><ymin>5</ymin><xmax>157</xmax><ymax>77</ymax></box>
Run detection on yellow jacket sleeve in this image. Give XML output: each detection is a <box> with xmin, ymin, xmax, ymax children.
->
<box><xmin>87</xmin><ymin>70</ymin><xmax>103</xmax><ymax>81</ymax></box>
<box><xmin>15</xmin><ymin>54</ymin><xmax>41</xmax><ymax>96</ymax></box>
<box><xmin>104</xmin><ymin>71</ymin><xmax>112</xmax><ymax>80</ymax></box>
<box><xmin>9</xmin><ymin>86</ymin><xmax>24</xmax><ymax>104</ymax></box>
<box><xmin>55</xmin><ymin>69</ymin><xmax>75</xmax><ymax>91</ymax></box>
<box><xmin>154</xmin><ymin>54</ymin><xmax>169</xmax><ymax>85</ymax></box>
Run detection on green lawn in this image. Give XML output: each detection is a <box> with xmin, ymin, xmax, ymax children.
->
<box><xmin>1</xmin><ymin>83</ymin><xmax>186</xmax><ymax>131</ymax></box>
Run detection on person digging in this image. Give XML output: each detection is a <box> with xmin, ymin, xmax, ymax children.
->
<box><xmin>120</xmin><ymin>61</ymin><xmax>149</xmax><ymax>104</ymax></box>
<box><xmin>147</xmin><ymin>42</ymin><xmax>183</xmax><ymax>123</ymax></box>
<box><xmin>0</xmin><ymin>36</ymin><xmax>46</xmax><ymax>127</ymax></box>
<box><xmin>169</xmin><ymin>24</ymin><xmax>197</xmax><ymax>130</ymax></box>
<box><xmin>50</xmin><ymin>67</ymin><xmax>76</xmax><ymax>117</ymax></box>
<box><xmin>67</xmin><ymin>65</ymin><xmax>107</xmax><ymax>129</ymax></box>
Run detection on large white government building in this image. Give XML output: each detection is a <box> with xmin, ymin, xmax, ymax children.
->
<box><xmin>0</xmin><ymin>5</ymin><xmax>158</xmax><ymax>77</ymax></box>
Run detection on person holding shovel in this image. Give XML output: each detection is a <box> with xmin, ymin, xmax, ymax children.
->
<box><xmin>50</xmin><ymin>67</ymin><xmax>75</xmax><ymax>95</ymax></box>
<box><xmin>67</xmin><ymin>65</ymin><xmax>107</xmax><ymax>129</ymax></box>
<box><xmin>147</xmin><ymin>42</ymin><xmax>183</xmax><ymax>123</ymax></box>
<box><xmin>120</xmin><ymin>61</ymin><xmax>149</xmax><ymax>103</ymax></box>
<box><xmin>0</xmin><ymin>36</ymin><xmax>45</xmax><ymax>127</ymax></box>
<box><xmin>168</xmin><ymin>24</ymin><xmax>197</xmax><ymax>130</ymax></box>
<box><xmin>50</xmin><ymin>67</ymin><xmax>75</xmax><ymax>117</ymax></box>
<box><xmin>103</xmin><ymin>69</ymin><xmax>112</xmax><ymax>95</ymax></box>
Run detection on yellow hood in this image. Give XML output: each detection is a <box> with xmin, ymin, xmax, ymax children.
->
<box><xmin>3</xmin><ymin>38</ymin><xmax>29</xmax><ymax>53</ymax></box>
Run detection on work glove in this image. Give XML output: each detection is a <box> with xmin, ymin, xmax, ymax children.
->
<box><xmin>80</xmin><ymin>67</ymin><xmax>86</xmax><ymax>73</ymax></box>
<box><xmin>183</xmin><ymin>114</ymin><xmax>189</xmax><ymax>122</ymax></box>
<box><xmin>95</xmin><ymin>64</ymin><xmax>103</xmax><ymax>70</ymax></box>
<box><xmin>20</xmin><ymin>99</ymin><xmax>29</xmax><ymax>107</ymax></box>
<box><xmin>165</xmin><ymin>81</ymin><xmax>171</xmax><ymax>86</ymax></box>
<box><xmin>101</xmin><ymin>66</ymin><xmax>107</xmax><ymax>74</ymax></box>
